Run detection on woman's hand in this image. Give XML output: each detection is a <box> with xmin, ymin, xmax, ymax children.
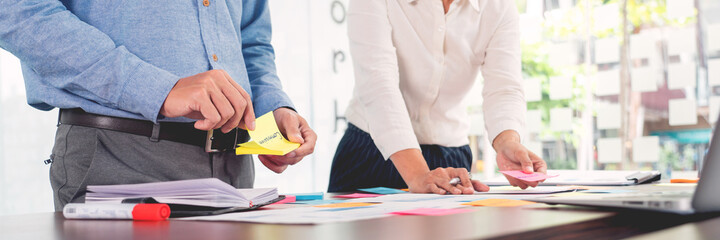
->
<box><xmin>406</xmin><ymin>167</ymin><xmax>490</xmax><ymax>194</ymax></box>
<box><xmin>390</xmin><ymin>149</ymin><xmax>489</xmax><ymax>194</ymax></box>
<box><xmin>493</xmin><ymin>130</ymin><xmax>547</xmax><ymax>189</ymax></box>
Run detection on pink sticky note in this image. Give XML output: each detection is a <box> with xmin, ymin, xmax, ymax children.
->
<box><xmin>390</xmin><ymin>208</ymin><xmax>475</xmax><ymax>216</ymax></box>
<box><xmin>271</xmin><ymin>195</ymin><xmax>296</xmax><ymax>205</ymax></box>
<box><xmin>500</xmin><ymin>171</ymin><xmax>558</xmax><ymax>182</ymax></box>
<box><xmin>333</xmin><ymin>193</ymin><xmax>383</xmax><ymax>199</ymax></box>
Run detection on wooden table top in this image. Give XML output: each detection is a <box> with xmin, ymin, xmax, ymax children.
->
<box><xmin>2</xmin><ymin>206</ymin><xmax>719</xmax><ymax>240</ymax></box>
<box><xmin>3</xmin><ymin>184</ymin><xmax>719</xmax><ymax>240</ymax></box>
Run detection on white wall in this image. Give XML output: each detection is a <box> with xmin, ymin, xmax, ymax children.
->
<box><xmin>0</xmin><ymin>49</ymin><xmax>56</xmax><ymax>216</ymax></box>
<box><xmin>0</xmin><ymin>0</ymin><xmax>355</xmax><ymax>215</ymax></box>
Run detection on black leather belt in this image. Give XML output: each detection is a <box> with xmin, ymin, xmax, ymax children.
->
<box><xmin>58</xmin><ymin>108</ymin><xmax>248</xmax><ymax>152</ymax></box>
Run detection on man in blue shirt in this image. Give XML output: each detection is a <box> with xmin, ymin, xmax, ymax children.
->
<box><xmin>0</xmin><ymin>0</ymin><xmax>316</xmax><ymax>210</ymax></box>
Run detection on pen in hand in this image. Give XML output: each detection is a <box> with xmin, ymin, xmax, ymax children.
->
<box><xmin>449</xmin><ymin>173</ymin><xmax>472</xmax><ymax>186</ymax></box>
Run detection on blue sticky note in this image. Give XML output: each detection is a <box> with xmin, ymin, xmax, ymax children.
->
<box><xmin>288</xmin><ymin>199</ymin><xmax>344</xmax><ymax>205</ymax></box>
<box><xmin>357</xmin><ymin>187</ymin><xmax>407</xmax><ymax>195</ymax></box>
<box><xmin>289</xmin><ymin>192</ymin><xmax>324</xmax><ymax>201</ymax></box>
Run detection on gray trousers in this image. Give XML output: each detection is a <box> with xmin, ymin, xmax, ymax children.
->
<box><xmin>49</xmin><ymin>124</ymin><xmax>254</xmax><ymax>211</ymax></box>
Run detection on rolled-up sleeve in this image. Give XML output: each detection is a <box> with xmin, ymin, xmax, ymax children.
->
<box><xmin>240</xmin><ymin>0</ymin><xmax>294</xmax><ymax>116</ymax></box>
<box><xmin>0</xmin><ymin>0</ymin><xmax>179</xmax><ymax>122</ymax></box>
<box><xmin>347</xmin><ymin>0</ymin><xmax>420</xmax><ymax>159</ymax></box>
<box><xmin>480</xmin><ymin>2</ymin><xmax>526</xmax><ymax>143</ymax></box>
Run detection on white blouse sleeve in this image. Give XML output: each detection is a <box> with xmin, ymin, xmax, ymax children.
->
<box><xmin>347</xmin><ymin>0</ymin><xmax>420</xmax><ymax>159</ymax></box>
<box><xmin>480</xmin><ymin>2</ymin><xmax>526</xmax><ymax>144</ymax></box>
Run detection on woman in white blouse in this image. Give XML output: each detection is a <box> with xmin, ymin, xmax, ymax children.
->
<box><xmin>328</xmin><ymin>0</ymin><xmax>547</xmax><ymax>194</ymax></box>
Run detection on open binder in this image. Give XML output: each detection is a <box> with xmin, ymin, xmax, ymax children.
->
<box><xmin>86</xmin><ymin>178</ymin><xmax>283</xmax><ymax>218</ymax></box>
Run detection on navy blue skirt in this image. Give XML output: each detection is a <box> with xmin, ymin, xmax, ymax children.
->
<box><xmin>328</xmin><ymin>124</ymin><xmax>472</xmax><ymax>192</ymax></box>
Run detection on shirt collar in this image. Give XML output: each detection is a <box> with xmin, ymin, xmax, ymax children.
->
<box><xmin>406</xmin><ymin>0</ymin><xmax>481</xmax><ymax>12</ymax></box>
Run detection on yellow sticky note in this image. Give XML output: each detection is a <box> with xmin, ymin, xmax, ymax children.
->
<box><xmin>314</xmin><ymin>202</ymin><xmax>378</xmax><ymax>208</ymax></box>
<box><xmin>462</xmin><ymin>199</ymin><xmax>536</xmax><ymax>207</ymax></box>
<box><xmin>235</xmin><ymin>112</ymin><xmax>300</xmax><ymax>155</ymax></box>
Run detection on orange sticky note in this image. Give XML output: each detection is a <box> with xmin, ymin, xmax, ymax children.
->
<box><xmin>314</xmin><ymin>202</ymin><xmax>378</xmax><ymax>208</ymax></box>
<box><xmin>462</xmin><ymin>199</ymin><xmax>536</xmax><ymax>207</ymax></box>
<box><xmin>670</xmin><ymin>178</ymin><xmax>699</xmax><ymax>183</ymax></box>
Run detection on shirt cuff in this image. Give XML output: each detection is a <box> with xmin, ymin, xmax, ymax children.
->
<box><xmin>486</xmin><ymin>120</ymin><xmax>525</xmax><ymax>145</ymax></box>
<box><xmin>117</xmin><ymin>54</ymin><xmax>179</xmax><ymax>123</ymax></box>
<box><xmin>371</xmin><ymin>128</ymin><xmax>421</xmax><ymax>160</ymax></box>
<box><xmin>252</xmin><ymin>90</ymin><xmax>295</xmax><ymax>116</ymax></box>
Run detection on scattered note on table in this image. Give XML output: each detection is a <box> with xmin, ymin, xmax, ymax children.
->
<box><xmin>462</xmin><ymin>199</ymin><xmax>537</xmax><ymax>207</ymax></box>
<box><xmin>235</xmin><ymin>112</ymin><xmax>300</xmax><ymax>155</ymax></box>
<box><xmin>654</xmin><ymin>183</ymin><xmax>697</xmax><ymax>187</ymax></box>
<box><xmin>334</xmin><ymin>193</ymin><xmax>383</xmax><ymax>199</ymax></box>
<box><xmin>581</xmin><ymin>189</ymin><xmax>633</xmax><ymax>194</ymax></box>
<box><xmin>390</xmin><ymin>208</ymin><xmax>475</xmax><ymax>216</ymax></box>
<box><xmin>314</xmin><ymin>202</ymin><xmax>378</xmax><ymax>208</ymax></box>
<box><xmin>478</xmin><ymin>186</ymin><xmax>577</xmax><ymax>194</ymax></box>
<box><xmin>358</xmin><ymin>187</ymin><xmax>407</xmax><ymax>195</ymax></box>
<box><xmin>290</xmin><ymin>192</ymin><xmax>324</xmax><ymax>201</ymax></box>
<box><xmin>271</xmin><ymin>195</ymin><xmax>296</xmax><ymax>205</ymax></box>
<box><xmin>500</xmin><ymin>171</ymin><xmax>559</xmax><ymax>182</ymax></box>
<box><xmin>288</xmin><ymin>199</ymin><xmax>344</xmax><ymax>205</ymax></box>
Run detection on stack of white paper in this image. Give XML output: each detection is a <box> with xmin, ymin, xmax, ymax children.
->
<box><xmin>86</xmin><ymin>178</ymin><xmax>277</xmax><ymax>208</ymax></box>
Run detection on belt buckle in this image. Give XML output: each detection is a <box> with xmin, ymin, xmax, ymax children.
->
<box><xmin>205</xmin><ymin>129</ymin><xmax>239</xmax><ymax>153</ymax></box>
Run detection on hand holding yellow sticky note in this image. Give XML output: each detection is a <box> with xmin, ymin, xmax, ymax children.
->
<box><xmin>235</xmin><ymin>112</ymin><xmax>300</xmax><ymax>155</ymax></box>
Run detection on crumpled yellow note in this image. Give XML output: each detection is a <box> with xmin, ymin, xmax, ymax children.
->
<box><xmin>235</xmin><ymin>112</ymin><xmax>300</xmax><ymax>155</ymax></box>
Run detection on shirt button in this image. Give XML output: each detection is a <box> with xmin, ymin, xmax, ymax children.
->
<box><xmin>212</xmin><ymin>54</ymin><xmax>218</xmax><ymax>62</ymax></box>
<box><xmin>203</xmin><ymin>0</ymin><xmax>210</xmax><ymax>7</ymax></box>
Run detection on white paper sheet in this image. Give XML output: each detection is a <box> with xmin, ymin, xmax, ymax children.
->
<box><xmin>549</xmin><ymin>42</ymin><xmax>579</xmax><ymax>66</ymax></box>
<box><xmin>666</xmin><ymin>0</ymin><xmax>695</xmax><ymax>20</ymax></box>
<box><xmin>667</xmin><ymin>28</ymin><xmax>697</xmax><ymax>55</ymax></box>
<box><xmin>631</xmin><ymin>67</ymin><xmax>658</xmax><ymax>92</ymax></box>
<box><xmin>709</xmin><ymin>24</ymin><xmax>720</xmax><ymax>52</ymax></box>
<box><xmin>597</xmin><ymin>103</ymin><xmax>621</xmax><ymax>130</ymax></box>
<box><xmin>593</xmin><ymin>4</ymin><xmax>619</xmax><ymax>30</ymax></box>
<box><xmin>597</xmin><ymin>138</ymin><xmax>622</xmax><ymax>163</ymax></box>
<box><xmin>632</xmin><ymin>136</ymin><xmax>660</xmax><ymax>163</ymax></box>
<box><xmin>525</xmin><ymin>78</ymin><xmax>542</xmax><ymax>102</ymax></box>
<box><xmin>667</xmin><ymin>63</ymin><xmax>696</xmax><ymax>90</ymax></box>
<box><xmin>550</xmin><ymin>108</ymin><xmax>573</xmax><ymax>132</ymax></box>
<box><xmin>549</xmin><ymin>76</ymin><xmax>572</xmax><ymax>100</ymax></box>
<box><xmin>595</xmin><ymin>37</ymin><xmax>620</xmax><ymax>64</ymax></box>
<box><xmin>630</xmin><ymin>33</ymin><xmax>655</xmax><ymax>59</ymax></box>
<box><xmin>526</xmin><ymin>109</ymin><xmax>542</xmax><ymax>133</ymax></box>
<box><xmin>668</xmin><ymin>99</ymin><xmax>697</xmax><ymax>126</ymax></box>
<box><xmin>710</xmin><ymin>96</ymin><xmax>720</xmax><ymax>123</ymax></box>
<box><xmin>595</xmin><ymin>69</ymin><xmax>620</xmax><ymax>96</ymax></box>
<box><xmin>708</xmin><ymin>59</ymin><xmax>720</xmax><ymax>87</ymax></box>
<box><xmin>478</xmin><ymin>186</ymin><xmax>578</xmax><ymax>195</ymax></box>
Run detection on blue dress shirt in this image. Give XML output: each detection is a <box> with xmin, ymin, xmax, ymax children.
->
<box><xmin>0</xmin><ymin>0</ymin><xmax>294</xmax><ymax>122</ymax></box>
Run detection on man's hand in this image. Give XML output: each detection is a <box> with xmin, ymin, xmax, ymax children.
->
<box><xmin>494</xmin><ymin>130</ymin><xmax>547</xmax><ymax>189</ymax></box>
<box><xmin>258</xmin><ymin>108</ymin><xmax>317</xmax><ymax>173</ymax></box>
<box><xmin>160</xmin><ymin>69</ymin><xmax>255</xmax><ymax>133</ymax></box>
<box><xmin>391</xmin><ymin>149</ymin><xmax>490</xmax><ymax>195</ymax></box>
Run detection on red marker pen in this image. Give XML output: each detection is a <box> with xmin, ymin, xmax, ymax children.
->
<box><xmin>63</xmin><ymin>203</ymin><xmax>170</xmax><ymax>221</ymax></box>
